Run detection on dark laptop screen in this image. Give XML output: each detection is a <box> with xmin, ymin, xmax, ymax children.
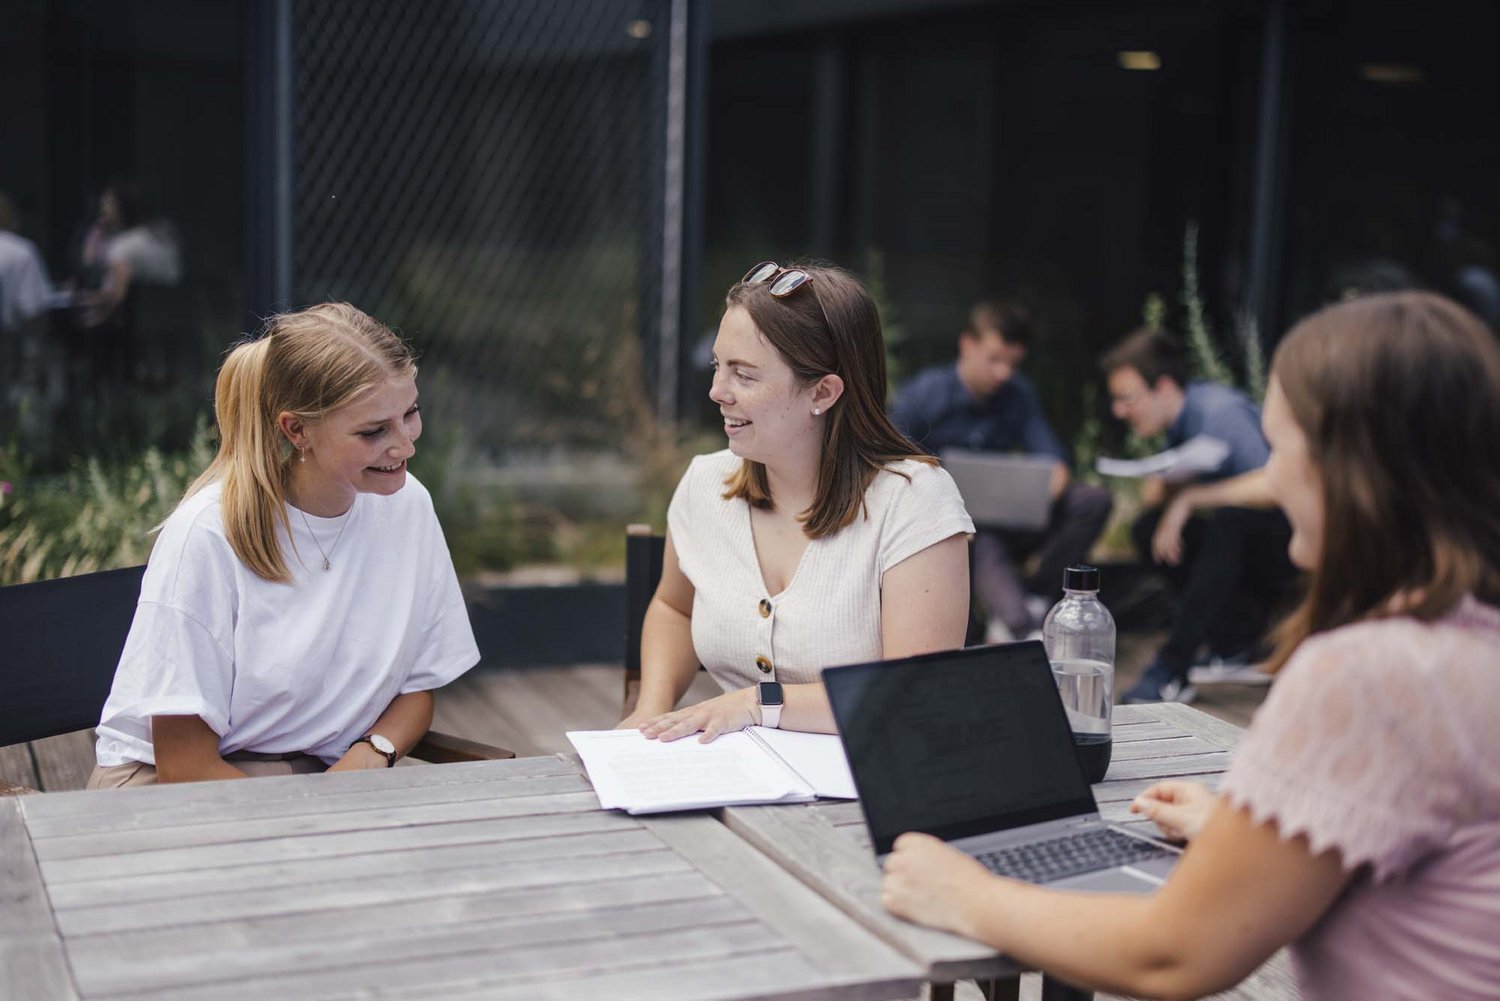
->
<box><xmin>824</xmin><ymin>642</ymin><xmax>1098</xmax><ymax>855</ymax></box>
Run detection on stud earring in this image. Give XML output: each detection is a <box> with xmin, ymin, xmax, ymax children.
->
<box><xmin>812</xmin><ymin>408</ymin><xmax>821</xmax><ymax>416</ymax></box>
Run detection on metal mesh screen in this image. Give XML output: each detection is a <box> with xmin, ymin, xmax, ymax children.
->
<box><xmin>293</xmin><ymin>0</ymin><xmax>669</xmax><ymax>452</ymax></box>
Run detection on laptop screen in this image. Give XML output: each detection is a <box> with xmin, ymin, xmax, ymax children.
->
<box><xmin>824</xmin><ymin>642</ymin><xmax>1098</xmax><ymax>855</ymax></box>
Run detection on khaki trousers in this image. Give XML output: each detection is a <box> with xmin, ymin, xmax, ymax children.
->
<box><xmin>87</xmin><ymin>754</ymin><xmax>327</xmax><ymax>789</ymax></box>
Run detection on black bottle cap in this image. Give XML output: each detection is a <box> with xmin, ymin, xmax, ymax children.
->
<box><xmin>1063</xmin><ymin>564</ymin><xmax>1100</xmax><ymax>591</ymax></box>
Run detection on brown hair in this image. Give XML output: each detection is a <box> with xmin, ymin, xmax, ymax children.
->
<box><xmin>1266</xmin><ymin>291</ymin><xmax>1500</xmax><ymax>671</ymax></box>
<box><xmin>720</xmin><ymin>262</ymin><xmax>935</xmax><ymax>538</ymax></box>
<box><xmin>182</xmin><ymin>302</ymin><xmax>417</xmax><ymax>582</ymax></box>
<box><xmin>1099</xmin><ymin>326</ymin><xmax>1188</xmax><ymax>387</ymax></box>
<box><xmin>965</xmin><ymin>300</ymin><xmax>1034</xmax><ymax>348</ymax></box>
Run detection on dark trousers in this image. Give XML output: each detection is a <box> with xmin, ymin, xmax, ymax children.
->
<box><xmin>1131</xmin><ymin>505</ymin><xmax>1298</xmax><ymax>679</ymax></box>
<box><xmin>972</xmin><ymin>483</ymin><xmax>1113</xmax><ymax>633</ymax></box>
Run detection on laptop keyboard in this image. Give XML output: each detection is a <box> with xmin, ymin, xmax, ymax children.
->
<box><xmin>975</xmin><ymin>827</ymin><xmax>1173</xmax><ymax>884</ymax></box>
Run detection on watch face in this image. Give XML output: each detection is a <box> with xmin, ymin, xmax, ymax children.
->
<box><xmin>758</xmin><ymin>681</ymin><xmax>784</xmax><ymax>706</ymax></box>
<box><xmin>370</xmin><ymin>734</ymin><xmax>396</xmax><ymax>755</ymax></box>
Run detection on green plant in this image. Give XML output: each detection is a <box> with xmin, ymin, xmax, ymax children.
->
<box><xmin>0</xmin><ymin>420</ymin><xmax>217</xmax><ymax>585</ymax></box>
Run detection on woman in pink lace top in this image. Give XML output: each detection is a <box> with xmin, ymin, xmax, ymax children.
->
<box><xmin>881</xmin><ymin>291</ymin><xmax>1500</xmax><ymax>1000</ymax></box>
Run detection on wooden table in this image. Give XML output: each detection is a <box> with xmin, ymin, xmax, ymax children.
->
<box><xmin>719</xmin><ymin>703</ymin><xmax>1248</xmax><ymax>1000</ymax></box>
<box><xmin>3</xmin><ymin>755</ymin><xmax>922</xmax><ymax>1001</ymax></box>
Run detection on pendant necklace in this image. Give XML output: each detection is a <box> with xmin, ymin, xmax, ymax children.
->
<box><xmin>298</xmin><ymin>500</ymin><xmax>354</xmax><ymax>571</ymax></box>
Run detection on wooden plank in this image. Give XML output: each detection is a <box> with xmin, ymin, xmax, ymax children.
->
<box><xmin>30</xmin><ymin>770</ymin><xmax>597</xmax><ymax>850</ymax></box>
<box><xmin>92</xmin><ymin>919</ymin><xmax>790</xmax><ymax>1001</ymax></box>
<box><xmin>1108</xmin><ymin>735</ymin><xmax>1218</xmax><ymax>762</ymax></box>
<box><xmin>720</xmin><ymin>804</ymin><xmax>1022</xmax><ymax>983</ymax></box>
<box><xmin>1093</xmin><ymin>751</ymin><xmax>1232</xmax><ymax>782</ymax></box>
<box><xmin>1092</xmin><ymin>773</ymin><xmax>1224</xmax><ymax>806</ymax></box>
<box><xmin>29</xmin><ymin>730</ymin><xmax>97</xmax><ymax>793</ymax></box>
<box><xmin>0</xmin><ymin>742</ymin><xmax>40</xmax><ymax>793</ymax></box>
<box><xmin>0</xmin><ymin>799</ymin><xmax>78</xmax><ymax>1000</ymax></box>
<box><xmin>33</xmin><ymin>790</ymin><xmax>605</xmax><ymax>861</ymax></box>
<box><xmin>380</xmin><ymin>949</ymin><xmax>830</xmax><ymax>1001</ymax></box>
<box><xmin>72</xmin><ymin>895</ymin><xmax>753</xmax><ymax>997</ymax></box>
<box><xmin>56</xmin><ymin>849</ymin><xmax>693</xmax><ymax>936</ymax></box>
<box><xmin>48</xmin><ymin>828</ymin><xmax>665</xmax><ymax>909</ymax></box>
<box><xmin>63</xmin><ymin>870</ymin><xmax>719</xmax><ymax>960</ymax></box>
<box><xmin>42</xmin><ymin>807</ymin><xmax>635</xmax><ymax>884</ymax></box>
<box><xmin>1147</xmin><ymin>702</ymin><xmax>1249</xmax><ymax>751</ymax></box>
<box><xmin>1108</xmin><ymin>720</ymin><xmax>1182</xmax><ymax>742</ymax></box>
<box><xmin>643</xmin><ymin>812</ymin><xmax>921</xmax><ymax>990</ymax></box>
<box><xmin>23</xmin><ymin>755</ymin><xmax>577</xmax><ymax>833</ymax></box>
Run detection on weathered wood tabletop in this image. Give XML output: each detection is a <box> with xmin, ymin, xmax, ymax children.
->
<box><xmin>2</xmin><ymin>754</ymin><xmax>922</xmax><ymax>1001</ymax></box>
<box><xmin>718</xmin><ymin>702</ymin><xmax>1252</xmax><ymax>997</ymax></box>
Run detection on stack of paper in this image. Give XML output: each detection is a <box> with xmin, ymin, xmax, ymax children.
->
<box><xmin>567</xmin><ymin>726</ymin><xmax>858</xmax><ymax>815</ymax></box>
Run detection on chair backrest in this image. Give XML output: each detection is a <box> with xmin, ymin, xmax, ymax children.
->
<box><xmin>623</xmin><ymin>525</ymin><xmax>664</xmax><ymax>710</ymax></box>
<box><xmin>0</xmin><ymin>565</ymin><xmax>144</xmax><ymax>746</ymax></box>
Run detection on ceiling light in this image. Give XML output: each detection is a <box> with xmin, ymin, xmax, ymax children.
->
<box><xmin>1117</xmin><ymin>51</ymin><xmax>1161</xmax><ymax>71</ymax></box>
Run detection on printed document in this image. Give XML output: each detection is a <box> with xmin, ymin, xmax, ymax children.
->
<box><xmin>567</xmin><ymin>726</ymin><xmax>857</xmax><ymax>814</ymax></box>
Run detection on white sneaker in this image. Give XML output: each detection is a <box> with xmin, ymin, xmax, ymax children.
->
<box><xmin>1188</xmin><ymin>657</ymin><xmax>1273</xmax><ymax>686</ymax></box>
<box><xmin>984</xmin><ymin>618</ymin><xmax>1015</xmax><ymax>645</ymax></box>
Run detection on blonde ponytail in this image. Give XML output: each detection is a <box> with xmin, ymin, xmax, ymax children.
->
<box><xmin>177</xmin><ymin>303</ymin><xmax>415</xmax><ymax>583</ymax></box>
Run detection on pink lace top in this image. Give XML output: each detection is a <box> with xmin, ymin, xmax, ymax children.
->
<box><xmin>1221</xmin><ymin>595</ymin><xmax>1500</xmax><ymax>1001</ymax></box>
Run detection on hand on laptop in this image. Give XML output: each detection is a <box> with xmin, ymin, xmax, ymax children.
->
<box><xmin>881</xmin><ymin>831</ymin><xmax>992</xmax><ymax>938</ymax></box>
<box><xmin>1130</xmin><ymin>780</ymin><xmax>1216</xmax><ymax>842</ymax></box>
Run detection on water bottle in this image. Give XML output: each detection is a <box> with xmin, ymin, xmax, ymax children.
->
<box><xmin>1041</xmin><ymin>564</ymin><xmax>1115</xmax><ymax>783</ymax></box>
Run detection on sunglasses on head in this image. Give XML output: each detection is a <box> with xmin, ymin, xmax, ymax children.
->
<box><xmin>742</xmin><ymin>261</ymin><xmax>813</xmax><ymax>298</ymax></box>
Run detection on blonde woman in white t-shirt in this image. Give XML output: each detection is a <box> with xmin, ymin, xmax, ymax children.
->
<box><xmin>88</xmin><ymin>302</ymin><xmax>480</xmax><ymax>787</ymax></box>
<box><xmin>621</xmin><ymin>262</ymin><xmax>975</xmax><ymax>742</ymax></box>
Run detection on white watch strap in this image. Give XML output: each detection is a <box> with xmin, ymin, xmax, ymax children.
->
<box><xmin>759</xmin><ymin>699</ymin><xmax>782</xmax><ymax>729</ymax></box>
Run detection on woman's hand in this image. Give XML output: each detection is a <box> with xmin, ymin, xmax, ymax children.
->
<box><xmin>882</xmin><ymin>831</ymin><xmax>993</xmax><ymax>938</ymax></box>
<box><xmin>636</xmin><ymin>688</ymin><xmax>758</xmax><ymax>743</ymax></box>
<box><xmin>326</xmin><ymin>741</ymin><xmax>391</xmax><ymax>773</ymax></box>
<box><xmin>1130</xmin><ymin>779</ymin><xmax>1217</xmax><ymax>842</ymax></box>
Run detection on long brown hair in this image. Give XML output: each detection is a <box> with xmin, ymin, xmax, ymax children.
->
<box><xmin>1266</xmin><ymin>291</ymin><xmax>1500</xmax><ymax>670</ymax></box>
<box><xmin>721</xmin><ymin>262</ymin><xmax>934</xmax><ymax>538</ymax></box>
<box><xmin>181</xmin><ymin>302</ymin><xmax>417</xmax><ymax>583</ymax></box>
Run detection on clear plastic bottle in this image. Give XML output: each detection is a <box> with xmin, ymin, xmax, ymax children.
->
<box><xmin>1041</xmin><ymin>564</ymin><xmax>1116</xmax><ymax>783</ymax></box>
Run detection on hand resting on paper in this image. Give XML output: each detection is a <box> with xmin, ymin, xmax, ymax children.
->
<box><xmin>636</xmin><ymin>687</ymin><xmax>758</xmax><ymax>743</ymax></box>
<box><xmin>1129</xmin><ymin>779</ymin><xmax>1217</xmax><ymax>842</ymax></box>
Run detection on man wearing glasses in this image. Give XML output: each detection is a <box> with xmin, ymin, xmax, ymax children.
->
<box><xmin>891</xmin><ymin>300</ymin><xmax>1112</xmax><ymax>644</ymax></box>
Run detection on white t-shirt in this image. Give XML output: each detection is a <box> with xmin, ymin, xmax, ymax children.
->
<box><xmin>106</xmin><ymin>225</ymin><xmax>181</xmax><ymax>285</ymax></box>
<box><xmin>668</xmin><ymin>449</ymin><xmax>974</xmax><ymax>691</ymax></box>
<box><xmin>0</xmin><ymin>230</ymin><xmax>51</xmax><ymax>330</ymax></box>
<box><xmin>95</xmin><ymin>474</ymin><xmax>479</xmax><ymax>766</ymax></box>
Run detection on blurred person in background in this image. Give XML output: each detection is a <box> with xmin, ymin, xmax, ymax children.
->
<box><xmin>891</xmin><ymin>301</ymin><xmax>1111</xmax><ymax>642</ymax></box>
<box><xmin>0</xmin><ymin>191</ymin><xmax>52</xmax><ymax>332</ymax></box>
<box><xmin>883</xmin><ymin>291</ymin><xmax>1500</xmax><ymax>1001</ymax></box>
<box><xmin>1101</xmin><ymin>328</ymin><xmax>1296</xmax><ymax>702</ymax></box>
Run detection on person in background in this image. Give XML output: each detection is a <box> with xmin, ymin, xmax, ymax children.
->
<box><xmin>0</xmin><ymin>191</ymin><xmax>52</xmax><ymax>331</ymax></box>
<box><xmin>882</xmin><ymin>290</ymin><xmax>1500</xmax><ymax>1001</ymax></box>
<box><xmin>1101</xmin><ymin>328</ymin><xmax>1295</xmax><ymax>702</ymax></box>
<box><xmin>89</xmin><ymin>302</ymin><xmax>479</xmax><ymax>787</ymax></box>
<box><xmin>79</xmin><ymin>178</ymin><xmax>181</xmax><ymax>330</ymax></box>
<box><xmin>619</xmin><ymin>261</ymin><xmax>973</xmax><ymax>742</ymax></box>
<box><xmin>890</xmin><ymin>301</ymin><xmax>1111</xmax><ymax>642</ymax></box>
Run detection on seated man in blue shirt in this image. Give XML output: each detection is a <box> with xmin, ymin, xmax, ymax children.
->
<box><xmin>891</xmin><ymin>301</ymin><xmax>1112</xmax><ymax>641</ymax></box>
<box><xmin>1101</xmin><ymin>327</ymin><xmax>1298</xmax><ymax>703</ymax></box>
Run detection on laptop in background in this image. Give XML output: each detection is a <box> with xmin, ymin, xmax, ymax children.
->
<box><xmin>940</xmin><ymin>450</ymin><xmax>1054</xmax><ymax>530</ymax></box>
<box><xmin>823</xmin><ymin>641</ymin><xmax>1178</xmax><ymax>892</ymax></box>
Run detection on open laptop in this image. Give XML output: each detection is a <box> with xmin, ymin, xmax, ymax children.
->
<box><xmin>824</xmin><ymin>641</ymin><xmax>1179</xmax><ymax>892</ymax></box>
<box><xmin>940</xmin><ymin>450</ymin><xmax>1054</xmax><ymax>530</ymax></box>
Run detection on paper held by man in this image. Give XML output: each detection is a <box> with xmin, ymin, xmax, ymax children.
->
<box><xmin>568</xmin><ymin>726</ymin><xmax>858</xmax><ymax>814</ymax></box>
<box><xmin>1095</xmin><ymin>434</ymin><xmax>1230</xmax><ymax>481</ymax></box>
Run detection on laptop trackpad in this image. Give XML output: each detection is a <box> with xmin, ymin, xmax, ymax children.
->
<box><xmin>1051</xmin><ymin>867</ymin><xmax>1163</xmax><ymax>893</ymax></box>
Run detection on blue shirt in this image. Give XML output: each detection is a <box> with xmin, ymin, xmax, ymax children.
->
<box><xmin>890</xmin><ymin>365</ymin><xmax>1068</xmax><ymax>462</ymax></box>
<box><xmin>1167</xmin><ymin>381</ymin><xmax>1269</xmax><ymax>480</ymax></box>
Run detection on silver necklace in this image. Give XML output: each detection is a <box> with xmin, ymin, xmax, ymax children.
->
<box><xmin>297</xmin><ymin>501</ymin><xmax>354</xmax><ymax>571</ymax></box>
